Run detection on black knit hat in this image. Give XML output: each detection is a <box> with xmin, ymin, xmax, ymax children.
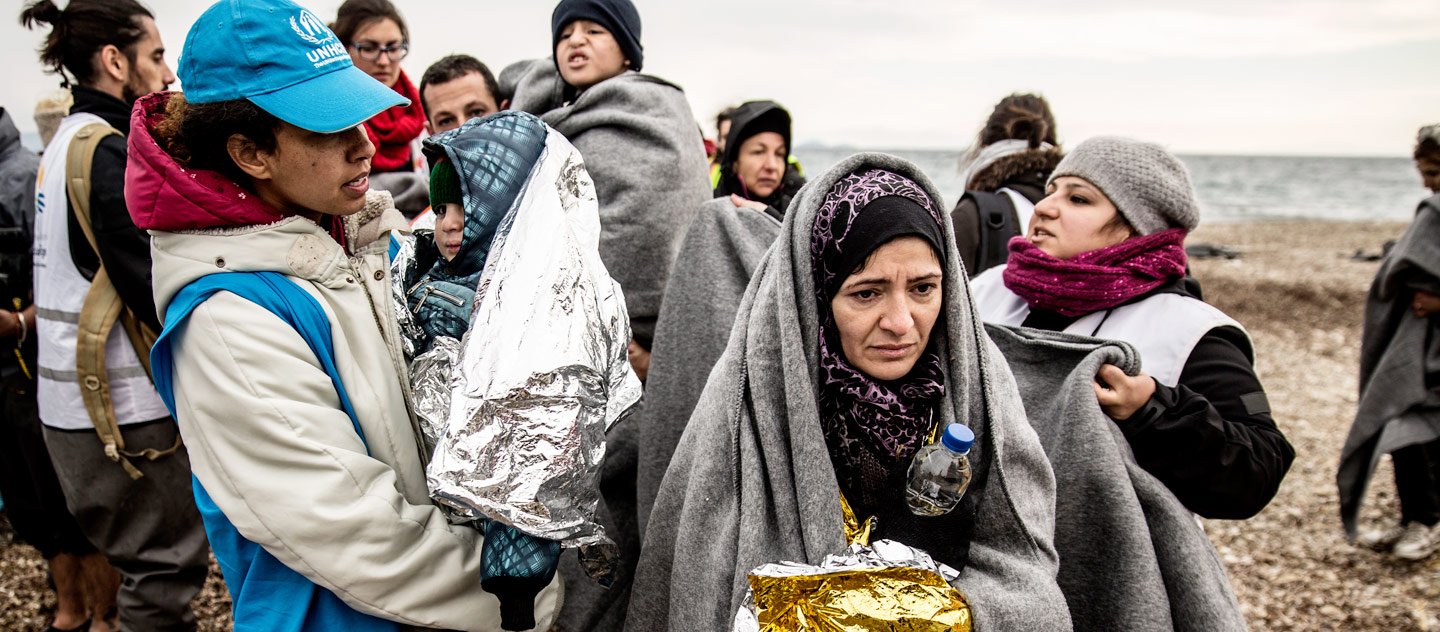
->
<box><xmin>551</xmin><ymin>0</ymin><xmax>644</xmax><ymax>72</ymax></box>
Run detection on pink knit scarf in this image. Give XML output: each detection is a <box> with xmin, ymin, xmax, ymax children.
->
<box><xmin>1002</xmin><ymin>228</ymin><xmax>1189</xmax><ymax>317</ymax></box>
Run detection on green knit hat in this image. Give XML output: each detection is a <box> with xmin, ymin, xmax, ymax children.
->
<box><xmin>429</xmin><ymin>159</ymin><xmax>463</xmax><ymax>209</ymax></box>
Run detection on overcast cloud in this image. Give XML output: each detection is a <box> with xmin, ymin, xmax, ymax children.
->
<box><xmin>2</xmin><ymin>0</ymin><xmax>1436</xmax><ymax>156</ymax></box>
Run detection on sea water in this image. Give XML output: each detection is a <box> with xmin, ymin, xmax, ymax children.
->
<box><xmin>793</xmin><ymin>147</ymin><xmax>1430</xmax><ymax>223</ymax></box>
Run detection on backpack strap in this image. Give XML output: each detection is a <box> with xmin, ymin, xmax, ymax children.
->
<box><xmin>67</xmin><ymin>123</ymin><xmax>171</xmax><ymax>479</ymax></box>
<box><xmin>149</xmin><ymin>271</ymin><xmax>367</xmax><ymax>450</ymax></box>
<box><xmin>149</xmin><ymin>271</ymin><xmax>394</xmax><ymax>631</ymax></box>
<box><xmin>969</xmin><ymin>190</ymin><xmax>1020</xmax><ymax>275</ymax></box>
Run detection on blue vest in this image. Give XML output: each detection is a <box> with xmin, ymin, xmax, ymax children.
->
<box><xmin>150</xmin><ymin>271</ymin><xmax>400</xmax><ymax>632</ymax></box>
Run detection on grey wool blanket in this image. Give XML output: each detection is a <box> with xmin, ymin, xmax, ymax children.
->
<box><xmin>635</xmin><ymin>197</ymin><xmax>783</xmax><ymax>533</ymax></box>
<box><xmin>503</xmin><ymin>59</ymin><xmax>711</xmax><ymax>348</ymax></box>
<box><xmin>553</xmin><ymin>200</ymin><xmax>782</xmax><ymax>631</ymax></box>
<box><xmin>985</xmin><ymin>324</ymin><xmax>1247</xmax><ymax>631</ymax></box>
<box><xmin>625</xmin><ymin>153</ymin><xmax>1073</xmax><ymax>631</ymax></box>
<box><xmin>1339</xmin><ymin>193</ymin><xmax>1440</xmax><ymax>539</ymax></box>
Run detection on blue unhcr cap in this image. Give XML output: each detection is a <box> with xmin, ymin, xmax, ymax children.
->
<box><xmin>178</xmin><ymin>0</ymin><xmax>407</xmax><ymax>133</ymax></box>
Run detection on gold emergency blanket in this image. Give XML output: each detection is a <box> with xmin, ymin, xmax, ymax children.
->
<box><xmin>735</xmin><ymin>539</ymin><xmax>972</xmax><ymax>632</ymax></box>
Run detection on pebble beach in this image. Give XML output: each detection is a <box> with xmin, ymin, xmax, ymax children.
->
<box><xmin>2</xmin><ymin>218</ymin><xmax>1437</xmax><ymax>631</ymax></box>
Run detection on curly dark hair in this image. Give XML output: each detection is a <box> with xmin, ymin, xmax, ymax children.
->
<box><xmin>156</xmin><ymin>94</ymin><xmax>281</xmax><ymax>187</ymax></box>
<box><xmin>19</xmin><ymin>0</ymin><xmax>153</xmax><ymax>86</ymax></box>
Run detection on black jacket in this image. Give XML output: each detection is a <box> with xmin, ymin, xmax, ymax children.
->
<box><xmin>64</xmin><ymin>86</ymin><xmax>160</xmax><ymax>332</ymax></box>
<box><xmin>1022</xmin><ymin>277</ymin><xmax>1295</xmax><ymax>519</ymax></box>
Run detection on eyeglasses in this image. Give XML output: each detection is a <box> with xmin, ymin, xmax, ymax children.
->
<box><xmin>350</xmin><ymin>42</ymin><xmax>409</xmax><ymax>62</ymax></box>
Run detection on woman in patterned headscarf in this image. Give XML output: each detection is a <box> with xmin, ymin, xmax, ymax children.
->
<box><xmin>627</xmin><ymin>153</ymin><xmax>1071</xmax><ymax>630</ymax></box>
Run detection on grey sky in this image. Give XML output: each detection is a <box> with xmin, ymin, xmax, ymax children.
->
<box><xmin>4</xmin><ymin>0</ymin><xmax>1437</xmax><ymax>156</ymax></box>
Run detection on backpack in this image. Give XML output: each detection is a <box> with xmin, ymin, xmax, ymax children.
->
<box><xmin>67</xmin><ymin>123</ymin><xmax>175</xmax><ymax>479</ymax></box>
<box><xmin>966</xmin><ymin>187</ymin><xmax>1041</xmax><ymax>276</ymax></box>
<box><xmin>150</xmin><ymin>271</ymin><xmax>399</xmax><ymax>632</ymax></box>
<box><xmin>968</xmin><ymin>190</ymin><xmax>1020</xmax><ymax>275</ymax></box>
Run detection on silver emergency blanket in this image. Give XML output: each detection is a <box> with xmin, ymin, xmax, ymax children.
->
<box><xmin>388</xmin><ymin>233</ymin><xmax>427</xmax><ymax>361</ymax></box>
<box><xmin>414</xmin><ymin>129</ymin><xmax>641</xmax><ymax>555</ymax></box>
<box><xmin>733</xmin><ymin>539</ymin><xmax>966</xmax><ymax>632</ymax></box>
<box><xmin>409</xmin><ymin>336</ymin><xmax>461</xmax><ymax>456</ymax></box>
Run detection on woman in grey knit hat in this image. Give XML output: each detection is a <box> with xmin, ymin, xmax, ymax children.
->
<box><xmin>969</xmin><ymin>135</ymin><xmax>1295</xmax><ymax>520</ymax></box>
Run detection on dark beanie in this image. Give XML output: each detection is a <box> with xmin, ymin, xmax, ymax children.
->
<box><xmin>551</xmin><ymin>0</ymin><xmax>644</xmax><ymax>71</ymax></box>
<box><xmin>429</xmin><ymin>159</ymin><xmax>463</xmax><ymax>209</ymax></box>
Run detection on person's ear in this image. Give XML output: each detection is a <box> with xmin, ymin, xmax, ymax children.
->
<box><xmin>98</xmin><ymin>44</ymin><xmax>128</xmax><ymax>84</ymax></box>
<box><xmin>226</xmin><ymin>134</ymin><xmax>274</xmax><ymax>181</ymax></box>
<box><xmin>499</xmin><ymin>98</ymin><xmax>511</xmax><ymax>111</ymax></box>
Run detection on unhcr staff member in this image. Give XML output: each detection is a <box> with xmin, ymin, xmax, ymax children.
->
<box><xmin>125</xmin><ymin>0</ymin><xmax>558</xmax><ymax>627</ymax></box>
<box><xmin>628</xmin><ymin>154</ymin><xmax>1072</xmax><ymax>630</ymax></box>
<box><xmin>970</xmin><ymin>136</ymin><xmax>1295</xmax><ymax>519</ymax></box>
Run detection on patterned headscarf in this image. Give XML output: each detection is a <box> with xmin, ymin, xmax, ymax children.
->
<box><xmin>810</xmin><ymin>168</ymin><xmax>948</xmax><ymax>494</ymax></box>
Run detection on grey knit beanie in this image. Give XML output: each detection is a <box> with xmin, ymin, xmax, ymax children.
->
<box><xmin>1048</xmin><ymin>136</ymin><xmax>1199</xmax><ymax>235</ymax></box>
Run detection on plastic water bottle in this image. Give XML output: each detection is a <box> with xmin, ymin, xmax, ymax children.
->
<box><xmin>905</xmin><ymin>423</ymin><xmax>975</xmax><ymax>517</ymax></box>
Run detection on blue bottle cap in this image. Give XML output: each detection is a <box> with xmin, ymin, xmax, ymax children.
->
<box><xmin>941</xmin><ymin>423</ymin><xmax>975</xmax><ymax>454</ymax></box>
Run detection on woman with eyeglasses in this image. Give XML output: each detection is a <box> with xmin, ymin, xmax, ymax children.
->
<box><xmin>333</xmin><ymin>0</ymin><xmax>425</xmax><ymax>179</ymax></box>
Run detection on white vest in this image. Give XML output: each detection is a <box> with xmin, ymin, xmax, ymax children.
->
<box><xmin>33</xmin><ymin>113</ymin><xmax>170</xmax><ymax>430</ymax></box>
<box><xmin>971</xmin><ymin>265</ymin><xmax>1249</xmax><ymax>388</ymax></box>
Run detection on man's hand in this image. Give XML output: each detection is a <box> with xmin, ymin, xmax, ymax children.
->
<box><xmin>1413</xmin><ymin>290</ymin><xmax>1440</xmax><ymax>318</ymax></box>
<box><xmin>628</xmin><ymin>339</ymin><xmax>651</xmax><ymax>382</ymax></box>
<box><xmin>1093</xmin><ymin>364</ymin><xmax>1156</xmax><ymax>422</ymax></box>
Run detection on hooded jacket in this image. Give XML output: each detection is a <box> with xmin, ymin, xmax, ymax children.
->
<box><xmin>0</xmin><ymin>107</ymin><xmax>39</xmax><ymax>377</ymax></box>
<box><xmin>713</xmin><ymin>100</ymin><xmax>795</xmax><ymax>215</ymax></box>
<box><xmin>125</xmin><ymin>92</ymin><xmax>559</xmax><ymax>631</ymax></box>
<box><xmin>626</xmin><ymin>153</ymin><xmax>1072</xmax><ymax>631</ymax></box>
<box><xmin>0</xmin><ymin>108</ymin><xmax>38</xmax><ymax>288</ymax></box>
<box><xmin>0</xmin><ymin>107</ymin><xmax>38</xmax><ymax>246</ymax></box>
<box><xmin>503</xmin><ymin>59</ymin><xmax>710</xmax><ymax>349</ymax></box>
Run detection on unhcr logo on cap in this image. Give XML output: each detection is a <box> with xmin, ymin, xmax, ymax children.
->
<box><xmin>290</xmin><ymin>10</ymin><xmax>332</xmax><ymax>44</ymax></box>
<box><xmin>290</xmin><ymin>9</ymin><xmax>347</xmax><ymax>69</ymax></box>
